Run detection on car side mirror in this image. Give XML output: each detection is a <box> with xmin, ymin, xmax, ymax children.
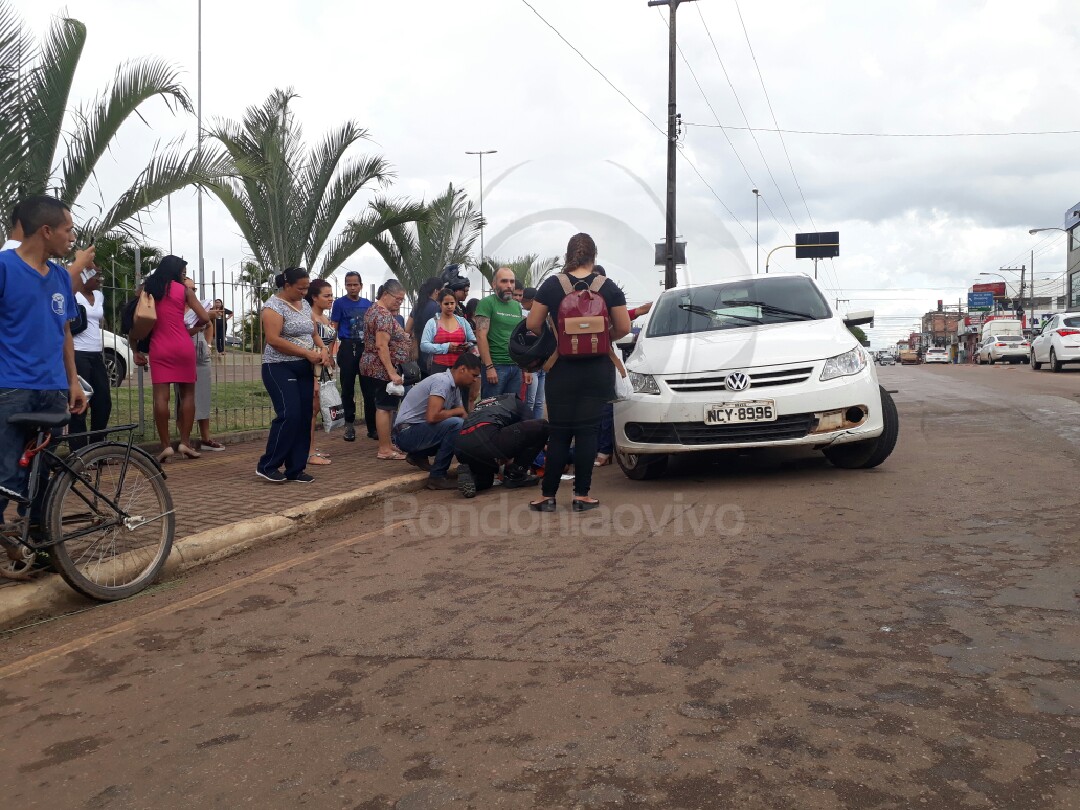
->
<box><xmin>844</xmin><ymin>310</ymin><xmax>875</xmax><ymax>328</ymax></box>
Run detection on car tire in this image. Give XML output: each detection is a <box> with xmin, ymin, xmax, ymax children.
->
<box><xmin>614</xmin><ymin>448</ymin><xmax>668</xmax><ymax>481</ymax></box>
<box><xmin>822</xmin><ymin>386</ymin><xmax>899</xmax><ymax>470</ymax></box>
<box><xmin>103</xmin><ymin>349</ymin><xmax>126</xmax><ymax>388</ymax></box>
<box><xmin>1030</xmin><ymin>350</ymin><xmax>1041</xmax><ymax>370</ymax></box>
<box><xmin>1050</xmin><ymin>349</ymin><xmax>1063</xmax><ymax>373</ymax></box>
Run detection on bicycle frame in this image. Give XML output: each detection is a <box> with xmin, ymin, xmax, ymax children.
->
<box><xmin>5</xmin><ymin>423</ymin><xmax>164</xmax><ymax>552</ymax></box>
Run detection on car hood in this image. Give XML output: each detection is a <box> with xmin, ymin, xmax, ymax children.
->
<box><xmin>631</xmin><ymin>319</ymin><xmax>859</xmax><ymax>375</ymax></box>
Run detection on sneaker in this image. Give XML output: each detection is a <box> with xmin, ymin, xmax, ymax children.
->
<box><xmin>458</xmin><ymin>467</ymin><xmax>477</xmax><ymax>499</ymax></box>
<box><xmin>343</xmin><ymin>425</ymin><xmax>356</xmax><ymax>442</ymax></box>
<box><xmin>405</xmin><ymin>454</ymin><xmax>432</xmax><ymax>472</ymax></box>
<box><xmin>367</xmin><ymin>432</ymin><xmax>378</xmax><ymax>441</ymax></box>
<box><xmin>288</xmin><ymin>473</ymin><xmax>316</xmax><ymax>484</ymax></box>
<box><xmin>425</xmin><ymin>476</ymin><xmax>458</xmax><ymax>491</ymax></box>
<box><xmin>256</xmin><ymin>468</ymin><xmax>287</xmax><ymax>483</ymax></box>
<box><xmin>201</xmin><ymin>439</ymin><xmax>226</xmax><ymax>451</ymax></box>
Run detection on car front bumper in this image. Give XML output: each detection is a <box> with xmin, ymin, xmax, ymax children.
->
<box><xmin>615</xmin><ymin>367</ymin><xmax>885</xmax><ymax>454</ymax></box>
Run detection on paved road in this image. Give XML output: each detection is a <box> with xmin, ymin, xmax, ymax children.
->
<box><xmin>2</xmin><ymin>366</ymin><xmax>1078</xmax><ymax>809</ymax></box>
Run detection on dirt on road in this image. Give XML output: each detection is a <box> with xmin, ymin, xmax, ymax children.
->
<box><xmin>1</xmin><ymin>366</ymin><xmax>1077</xmax><ymax>809</ymax></box>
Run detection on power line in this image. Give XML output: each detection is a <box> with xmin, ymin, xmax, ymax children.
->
<box><xmin>682</xmin><ymin>122</ymin><xmax>1080</xmax><ymax>138</ymax></box>
<box><xmin>731</xmin><ymin>0</ymin><xmax>844</xmax><ymax>297</ymax></box>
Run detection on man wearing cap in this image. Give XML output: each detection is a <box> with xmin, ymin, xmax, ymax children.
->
<box><xmin>331</xmin><ymin>270</ymin><xmax>374</xmax><ymax>442</ymax></box>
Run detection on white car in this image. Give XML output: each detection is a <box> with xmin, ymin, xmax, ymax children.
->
<box><xmin>977</xmin><ymin>335</ymin><xmax>1029</xmax><ymax>364</ymax></box>
<box><xmin>101</xmin><ymin>330</ymin><xmax>135</xmax><ymax>387</ymax></box>
<box><xmin>615</xmin><ymin>273</ymin><xmax>899</xmax><ymax>480</ymax></box>
<box><xmin>1030</xmin><ymin>312</ymin><xmax>1080</xmax><ymax>372</ymax></box>
<box><xmin>924</xmin><ymin>347</ymin><xmax>950</xmax><ymax>364</ymax></box>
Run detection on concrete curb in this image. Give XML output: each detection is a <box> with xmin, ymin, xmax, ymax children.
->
<box><xmin>0</xmin><ymin>471</ymin><xmax>427</xmax><ymax>630</ymax></box>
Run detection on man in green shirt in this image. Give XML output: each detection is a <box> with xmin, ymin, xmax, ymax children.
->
<box><xmin>475</xmin><ymin>267</ymin><xmax>530</xmax><ymax>398</ymax></box>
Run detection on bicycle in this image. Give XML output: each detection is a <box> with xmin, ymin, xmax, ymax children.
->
<box><xmin>0</xmin><ymin>412</ymin><xmax>175</xmax><ymax>601</ymax></box>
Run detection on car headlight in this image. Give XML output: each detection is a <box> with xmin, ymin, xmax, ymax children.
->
<box><xmin>820</xmin><ymin>347</ymin><xmax>867</xmax><ymax>381</ymax></box>
<box><xmin>628</xmin><ymin>371</ymin><xmax>660</xmax><ymax>395</ymax></box>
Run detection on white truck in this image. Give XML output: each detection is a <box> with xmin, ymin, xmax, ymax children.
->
<box><xmin>980</xmin><ymin>318</ymin><xmax>1023</xmax><ymax>342</ymax></box>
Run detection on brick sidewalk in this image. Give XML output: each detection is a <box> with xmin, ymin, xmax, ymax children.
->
<box><xmin>162</xmin><ymin>432</ymin><xmax>414</xmax><ymax>537</ymax></box>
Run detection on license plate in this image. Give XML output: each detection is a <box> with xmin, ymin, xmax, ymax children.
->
<box><xmin>705</xmin><ymin>400</ymin><xmax>777</xmax><ymax>425</ymax></box>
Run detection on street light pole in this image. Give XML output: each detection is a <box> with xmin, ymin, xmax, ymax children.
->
<box><xmin>465</xmin><ymin>149</ymin><xmax>497</xmax><ymax>293</ymax></box>
<box><xmin>752</xmin><ymin>188</ymin><xmax>760</xmax><ymax>274</ymax></box>
<box><xmin>649</xmin><ymin>0</ymin><xmax>697</xmax><ymax>289</ymax></box>
<box><xmin>196</xmin><ymin>0</ymin><xmax>205</xmax><ymax>296</ymax></box>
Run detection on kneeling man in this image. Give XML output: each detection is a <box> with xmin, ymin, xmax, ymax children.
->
<box><xmin>455</xmin><ymin>394</ymin><xmax>548</xmax><ymax>498</ymax></box>
<box><xmin>393</xmin><ymin>353</ymin><xmax>482</xmax><ymax>490</ymax></box>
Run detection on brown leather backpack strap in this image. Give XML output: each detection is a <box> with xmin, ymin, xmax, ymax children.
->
<box><xmin>543</xmin><ymin>313</ymin><xmax>560</xmax><ymax>372</ymax></box>
<box><xmin>589</xmin><ymin>275</ymin><xmax>606</xmax><ymax>293</ymax></box>
<box><xmin>556</xmin><ymin>274</ymin><xmax>574</xmax><ymax>295</ymax></box>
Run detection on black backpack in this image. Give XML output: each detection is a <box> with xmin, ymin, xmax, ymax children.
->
<box><xmin>462</xmin><ymin>394</ymin><xmax>526</xmax><ymax>431</ymax></box>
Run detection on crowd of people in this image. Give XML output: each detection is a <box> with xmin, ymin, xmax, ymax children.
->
<box><xmin>0</xmin><ymin>192</ymin><xmax>646</xmax><ymax>526</ymax></box>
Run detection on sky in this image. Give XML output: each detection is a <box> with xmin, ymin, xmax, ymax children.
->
<box><xmin>11</xmin><ymin>0</ymin><xmax>1080</xmax><ymax>347</ymax></box>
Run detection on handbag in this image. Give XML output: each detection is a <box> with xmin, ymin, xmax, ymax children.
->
<box><xmin>319</xmin><ymin>374</ymin><xmax>345</xmax><ymax>432</ymax></box>
<box><xmin>398</xmin><ymin>360</ymin><xmax>422</xmax><ymax>386</ymax></box>
<box><xmin>129</xmin><ymin>291</ymin><xmax>157</xmax><ymax>341</ymax></box>
<box><xmin>70</xmin><ymin>303</ymin><xmax>88</xmax><ymax>336</ymax></box>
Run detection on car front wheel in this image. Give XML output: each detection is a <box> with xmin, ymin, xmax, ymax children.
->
<box><xmin>103</xmin><ymin>349</ymin><xmax>127</xmax><ymax>388</ymax></box>
<box><xmin>615</xmin><ymin>448</ymin><xmax>668</xmax><ymax>481</ymax></box>
<box><xmin>822</xmin><ymin>386</ymin><xmax>899</xmax><ymax>470</ymax></box>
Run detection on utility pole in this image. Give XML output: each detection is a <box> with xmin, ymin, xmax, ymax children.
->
<box><xmin>465</xmin><ymin>149</ymin><xmax>497</xmax><ymax>296</ymax></box>
<box><xmin>649</xmin><ymin>0</ymin><xmax>697</xmax><ymax>289</ymax></box>
<box><xmin>196</xmin><ymin>0</ymin><xmax>205</xmax><ymax>295</ymax></box>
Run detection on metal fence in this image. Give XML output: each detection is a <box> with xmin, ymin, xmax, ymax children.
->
<box><xmin>99</xmin><ymin>274</ymin><xmax>340</xmax><ymax>442</ymax></box>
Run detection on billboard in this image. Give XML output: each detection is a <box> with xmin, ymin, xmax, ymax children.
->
<box><xmin>795</xmin><ymin>231</ymin><xmax>839</xmax><ymax>259</ymax></box>
<box><xmin>972</xmin><ymin>282</ymin><xmax>1007</xmax><ymax>297</ymax></box>
<box><xmin>967</xmin><ymin>291</ymin><xmax>994</xmax><ymax>310</ymax></box>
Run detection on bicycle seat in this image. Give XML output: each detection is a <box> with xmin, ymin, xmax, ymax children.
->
<box><xmin>7</xmin><ymin>412</ymin><xmax>71</xmax><ymax>430</ymax></box>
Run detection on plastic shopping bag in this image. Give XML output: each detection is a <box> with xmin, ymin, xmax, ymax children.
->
<box><xmin>613</xmin><ymin>369</ymin><xmax>634</xmax><ymax>402</ymax></box>
<box><xmin>320</xmin><ymin>376</ymin><xmax>345</xmax><ymax>432</ymax></box>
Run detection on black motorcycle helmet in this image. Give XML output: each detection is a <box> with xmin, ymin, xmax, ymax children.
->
<box><xmin>440</xmin><ymin>264</ymin><xmax>470</xmax><ymax>293</ymax></box>
<box><xmin>508</xmin><ymin>318</ymin><xmax>557</xmax><ymax>372</ymax></box>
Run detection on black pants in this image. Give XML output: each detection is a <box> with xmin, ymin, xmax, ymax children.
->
<box><xmin>456</xmin><ymin>420</ymin><xmax>548</xmax><ymax>493</ymax></box>
<box><xmin>259</xmin><ymin>360</ymin><xmax>314</xmax><ymax>478</ymax></box>
<box><xmin>69</xmin><ymin>351</ymin><xmax>113</xmax><ymax>451</ymax></box>
<box><xmin>338</xmin><ymin>340</ymin><xmax>375</xmax><ymax>436</ymax></box>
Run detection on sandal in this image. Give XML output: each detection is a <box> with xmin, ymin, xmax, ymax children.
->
<box><xmin>572</xmin><ymin>497</ymin><xmax>601</xmax><ymax>512</ymax></box>
<box><xmin>594</xmin><ymin>453</ymin><xmax>612</xmax><ymax>467</ymax></box>
<box><xmin>376</xmin><ymin>451</ymin><xmax>407</xmax><ymax>461</ymax></box>
<box><xmin>529</xmin><ymin>497</ymin><xmax>557</xmax><ymax>513</ymax></box>
<box><xmin>308</xmin><ymin>453</ymin><xmax>332</xmax><ymax>466</ymax></box>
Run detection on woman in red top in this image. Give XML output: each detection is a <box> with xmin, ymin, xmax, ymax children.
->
<box><xmin>421</xmin><ymin>289</ymin><xmax>477</xmax><ymax>370</ymax></box>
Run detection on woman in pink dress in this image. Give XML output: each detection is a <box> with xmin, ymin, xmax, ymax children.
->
<box><xmin>143</xmin><ymin>256</ymin><xmax>210</xmax><ymax>462</ymax></box>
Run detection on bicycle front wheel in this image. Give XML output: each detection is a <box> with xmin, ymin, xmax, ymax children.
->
<box><xmin>46</xmin><ymin>444</ymin><xmax>175</xmax><ymax>601</ymax></box>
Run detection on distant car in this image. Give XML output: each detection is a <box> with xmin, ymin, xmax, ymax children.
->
<box><xmin>101</xmin><ymin>330</ymin><xmax>134</xmax><ymax>387</ymax></box>
<box><xmin>224</xmin><ymin>335</ymin><xmax>243</xmax><ymax>348</ymax></box>
<box><xmin>923</xmin><ymin>347</ymin><xmax>950</xmax><ymax>364</ymax></box>
<box><xmin>878</xmin><ymin>355</ymin><xmax>896</xmax><ymax>366</ymax></box>
<box><xmin>977</xmin><ymin>335</ymin><xmax>1029</xmax><ymax>364</ymax></box>
<box><xmin>1030</xmin><ymin>312</ymin><xmax>1080</xmax><ymax>372</ymax></box>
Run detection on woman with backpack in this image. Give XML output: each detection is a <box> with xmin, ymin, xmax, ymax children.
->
<box><xmin>524</xmin><ymin>233</ymin><xmax>630</xmax><ymax>512</ymax></box>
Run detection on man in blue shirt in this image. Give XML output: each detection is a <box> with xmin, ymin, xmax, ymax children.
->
<box><xmin>330</xmin><ymin>270</ymin><xmax>373</xmax><ymax>442</ymax></box>
<box><xmin>0</xmin><ymin>196</ymin><xmax>88</xmax><ymax>525</ymax></box>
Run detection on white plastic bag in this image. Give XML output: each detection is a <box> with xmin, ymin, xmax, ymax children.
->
<box><xmin>320</xmin><ymin>377</ymin><xmax>345</xmax><ymax>432</ymax></box>
<box><xmin>613</xmin><ymin>369</ymin><xmax>634</xmax><ymax>402</ymax></box>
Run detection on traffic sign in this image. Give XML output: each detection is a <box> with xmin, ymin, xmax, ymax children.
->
<box><xmin>968</xmin><ymin>291</ymin><xmax>994</xmax><ymax>311</ymax></box>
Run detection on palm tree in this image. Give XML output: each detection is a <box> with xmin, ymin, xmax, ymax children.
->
<box><xmin>92</xmin><ymin>231</ymin><xmax>163</xmax><ymax>291</ymax></box>
<box><xmin>205</xmin><ymin>88</ymin><xmax>425</xmax><ymax>285</ymax></box>
<box><xmin>368</xmin><ymin>183</ymin><xmax>484</xmax><ymax>296</ymax></box>
<box><xmin>478</xmin><ymin>253</ymin><xmax>561</xmax><ymax>288</ymax></box>
<box><xmin>0</xmin><ymin>4</ymin><xmax>221</xmax><ymax>239</ymax></box>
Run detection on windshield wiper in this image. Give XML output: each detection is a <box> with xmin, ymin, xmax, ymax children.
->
<box><xmin>720</xmin><ymin>299</ymin><xmax>816</xmax><ymax>320</ymax></box>
<box><xmin>678</xmin><ymin>303</ymin><xmax>762</xmax><ymax>324</ymax></box>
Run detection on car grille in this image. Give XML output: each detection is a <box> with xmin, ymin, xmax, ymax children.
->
<box><xmin>665</xmin><ymin>366</ymin><xmax>814</xmax><ymax>393</ymax></box>
<box><xmin>625</xmin><ymin>413</ymin><xmax>818</xmax><ymax>446</ymax></box>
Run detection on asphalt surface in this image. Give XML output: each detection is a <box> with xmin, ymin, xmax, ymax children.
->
<box><xmin>1</xmin><ymin>364</ymin><xmax>1078</xmax><ymax>809</ymax></box>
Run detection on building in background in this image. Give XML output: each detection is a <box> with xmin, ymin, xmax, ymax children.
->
<box><xmin>1066</xmin><ymin>205</ymin><xmax>1080</xmax><ymax>310</ymax></box>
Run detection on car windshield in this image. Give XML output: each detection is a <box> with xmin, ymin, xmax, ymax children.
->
<box><xmin>996</xmin><ymin>336</ymin><xmax>1023</xmax><ymax>342</ymax></box>
<box><xmin>646</xmin><ymin>277</ymin><xmax>831</xmax><ymax>338</ymax></box>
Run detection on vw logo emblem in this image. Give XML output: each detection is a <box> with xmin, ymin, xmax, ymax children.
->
<box><xmin>725</xmin><ymin>371</ymin><xmax>751</xmax><ymax>392</ymax></box>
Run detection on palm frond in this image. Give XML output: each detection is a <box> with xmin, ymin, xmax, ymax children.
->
<box><xmin>85</xmin><ymin>142</ymin><xmax>228</xmax><ymax>238</ymax></box>
<box><xmin>315</xmin><ymin>197</ymin><xmax>427</xmax><ymax>281</ymax></box>
<box><xmin>0</xmin><ymin>3</ymin><xmax>34</xmax><ymax>227</ymax></box>
<box><xmin>22</xmin><ymin>14</ymin><xmax>84</xmax><ymax>195</ymax></box>
<box><xmin>61</xmin><ymin>57</ymin><xmax>192</xmax><ymax>203</ymax></box>
<box><xmin>303</xmin><ymin>153</ymin><xmax>392</xmax><ymax>268</ymax></box>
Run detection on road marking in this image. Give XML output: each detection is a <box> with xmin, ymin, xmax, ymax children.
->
<box><xmin>0</xmin><ymin>521</ymin><xmax>408</xmax><ymax>680</ymax></box>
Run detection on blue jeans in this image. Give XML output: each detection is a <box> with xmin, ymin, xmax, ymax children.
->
<box><xmin>525</xmin><ymin>369</ymin><xmax>546</xmax><ymax>420</ymax></box>
<box><xmin>0</xmin><ymin>388</ymin><xmax>68</xmax><ymax>522</ymax></box>
<box><xmin>481</xmin><ymin>364</ymin><xmax>523</xmax><ymax>400</ymax></box>
<box><xmin>598</xmin><ymin>403</ymin><xmax>614</xmax><ymax>455</ymax></box>
<box><xmin>394</xmin><ymin>417</ymin><xmax>464</xmax><ymax>478</ymax></box>
<box><xmin>259</xmin><ymin>360</ymin><xmax>314</xmax><ymax>479</ymax></box>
